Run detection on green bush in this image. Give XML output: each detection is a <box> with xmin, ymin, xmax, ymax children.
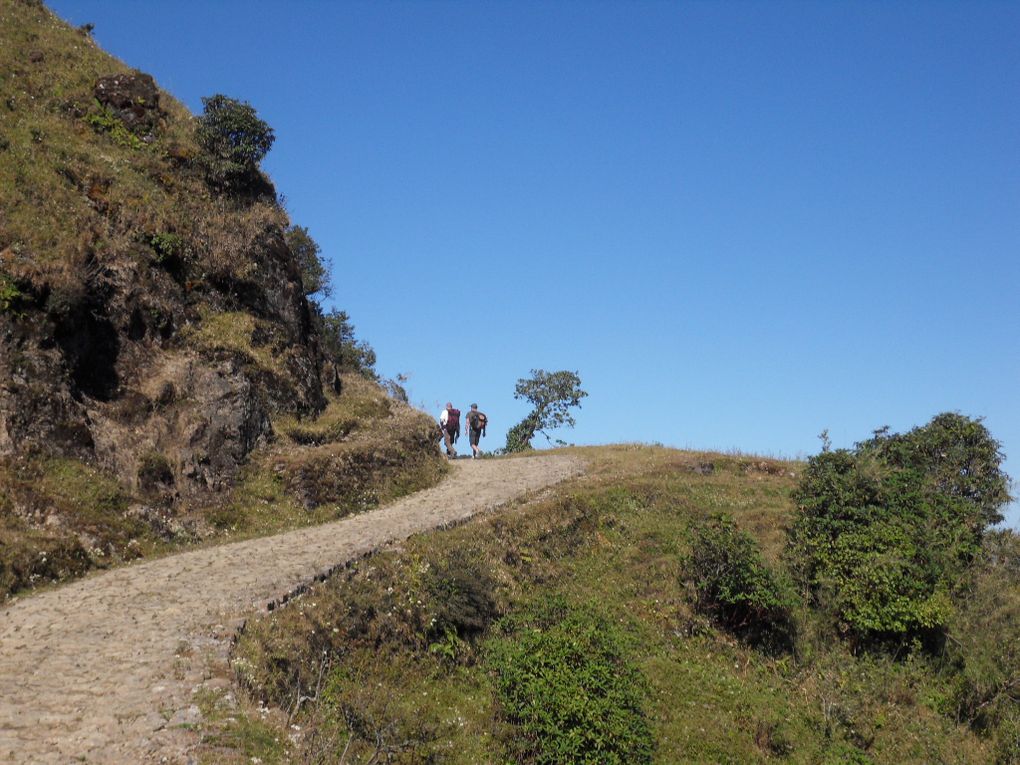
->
<box><xmin>503</xmin><ymin>412</ymin><xmax>540</xmax><ymax>453</ymax></box>
<box><xmin>148</xmin><ymin>231</ymin><xmax>185</xmax><ymax>263</ymax></box>
<box><xmin>284</xmin><ymin>225</ymin><xmax>330</xmax><ymax>298</ymax></box>
<box><xmin>995</xmin><ymin>709</ymin><xmax>1020</xmax><ymax>765</ymax></box>
<box><xmin>944</xmin><ymin>531</ymin><xmax>1020</xmax><ymax>734</ymax></box>
<box><xmin>85</xmin><ymin>104</ymin><xmax>145</xmax><ymax>150</ymax></box>
<box><xmin>196</xmin><ymin>94</ymin><xmax>274</xmax><ymax>190</ymax></box>
<box><xmin>485</xmin><ymin>596</ymin><xmax>653</xmax><ymax>764</ymax></box>
<box><xmin>821</xmin><ymin>742</ymin><xmax>876</xmax><ymax>764</ymax></box>
<box><xmin>0</xmin><ymin>274</ymin><xmax>25</xmax><ymax>313</ymax></box>
<box><xmin>425</xmin><ymin>546</ymin><xmax>500</xmax><ymax>643</ymax></box>
<box><xmin>788</xmin><ymin>413</ymin><xmax>1011</xmax><ymax>645</ymax></box>
<box><xmin>860</xmin><ymin>413</ymin><xmax>1011</xmax><ymax>537</ymax></box>
<box><xmin>688</xmin><ymin>514</ymin><xmax>797</xmax><ymax>650</ymax></box>
<box><xmin>314</xmin><ymin>307</ymin><xmax>377</xmax><ymax>377</ymax></box>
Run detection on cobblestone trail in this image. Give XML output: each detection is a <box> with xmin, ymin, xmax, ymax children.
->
<box><xmin>0</xmin><ymin>455</ymin><xmax>584</xmax><ymax>764</ymax></box>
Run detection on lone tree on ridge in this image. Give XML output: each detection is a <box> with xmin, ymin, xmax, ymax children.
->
<box><xmin>504</xmin><ymin>369</ymin><xmax>587</xmax><ymax>453</ymax></box>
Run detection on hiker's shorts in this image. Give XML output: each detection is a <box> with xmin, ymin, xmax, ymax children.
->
<box><xmin>469</xmin><ymin>429</ymin><xmax>481</xmax><ymax>446</ymax></box>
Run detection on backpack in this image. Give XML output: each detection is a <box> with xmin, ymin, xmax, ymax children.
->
<box><xmin>471</xmin><ymin>412</ymin><xmax>488</xmax><ymax>433</ymax></box>
<box><xmin>446</xmin><ymin>408</ymin><xmax>460</xmax><ymax>434</ymax></box>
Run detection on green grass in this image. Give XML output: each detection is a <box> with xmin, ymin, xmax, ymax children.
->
<box><xmin>0</xmin><ymin>456</ymin><xmax>161</xmax><ymax>597</ymax></box>
<box><xmin>0</xmin><ymin>0</ymin><xmax>200</xmax><ymax>270</ymax></box>
<box><xmin>219</xmin><ymin>445</ymin><xmax>999</xmax><ymax>764</ymax></box>
<box><xmin>193</xmin><ymin>686</ymin><xmax>292</xmax><ymax>764</ymax></box>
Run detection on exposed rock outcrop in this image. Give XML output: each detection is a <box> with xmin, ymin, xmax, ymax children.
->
<box><xmin>93</xmin><ymin>72</ymin><xmax>162</xmax><ymax>136</ymax></box>
<box><xmin>0</xmin><ymin>0</ymin><xmax>446</xmax><ymax>602</ymax></box>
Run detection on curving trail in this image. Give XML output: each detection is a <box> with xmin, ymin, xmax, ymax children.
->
<box><xmin>0</xmin><ymin>454</ymin><xmax>584</xmax><ymax>764</ymax></box>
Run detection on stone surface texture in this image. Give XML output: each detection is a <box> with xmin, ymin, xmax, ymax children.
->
<box><xmin>0</xmin><ymin>454</ymin><xmax>584</xmax><ymax>764</ymax></box>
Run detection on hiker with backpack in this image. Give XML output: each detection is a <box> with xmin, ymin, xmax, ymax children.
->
<box><xmin>465</xmin><ymin>403</ymin><xmax>488</xmax><ymax>459</ymax></box>
<box><xmin>439</xmin><ymin>402</ymin><xmax>460</xmax><ymax>458</ymax></box>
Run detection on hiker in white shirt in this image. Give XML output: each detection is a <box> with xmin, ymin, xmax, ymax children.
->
<box><xmin>439</xmin><ymin>402</ymin><xmax>460</xmax><ymax>458</ymax></box>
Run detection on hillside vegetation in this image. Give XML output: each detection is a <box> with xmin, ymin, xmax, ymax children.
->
<box><xmin>197</xmin><ymin>437</ymin><xmax>1017</xmax><ymax>765</ymax></box>
<box><xmin>0</xmin><ymin>0</ymin><xmax>445</xmax><ymax>599</ymax></box>
<box><xmin>2</xmin><ymin>5</ymin><xmax>1016</xmax><ymax>764</ymax></box>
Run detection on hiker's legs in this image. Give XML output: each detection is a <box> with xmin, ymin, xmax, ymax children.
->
<box><xmin>443</xmin><ymin>430</ymin><xmax>457</xmax><ymax>457</ymax></box>
<box><xmin>469</xmin><ymin>429</ymin><xmax>481</xmax><ymax>457</ymax></box>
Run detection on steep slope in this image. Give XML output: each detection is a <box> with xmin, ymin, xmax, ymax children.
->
<box><xmin>0</xmin><ymin>0</ymin><xmax>444</xmax><ymax>598</ymax></box>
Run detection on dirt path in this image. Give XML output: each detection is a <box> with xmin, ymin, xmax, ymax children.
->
<box><xmin>0</xmin><ymin>454</ymin><xmax>584</xmax><ymax>764</ymax></box>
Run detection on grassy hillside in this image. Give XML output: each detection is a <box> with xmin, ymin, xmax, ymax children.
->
<box><xmin>0</xmin><ymin>0</ymin><xmax>447</xmax><ymax>599</ymax></box>
<box><xmin>0</xmin><ymin>0</ymin><xmax>215</xmax><ymax>277</ymax></box>
<box><xmin>195</xmin><ymin>445</ymin><xmax>1019</xmax><ymax>764</ymax></box>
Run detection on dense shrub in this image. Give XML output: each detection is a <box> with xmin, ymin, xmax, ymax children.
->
<box><xmin>788</xmin><ymin>413</ymin><xmax>1011</xmax><ymax>644</ymax></box>
<box><xmin>0</xmin><ymin>273</ymin><xmax>26</xmax><ymax>313</ymax></box>
<box><xmin>687</xmin><ymin>514</ymin><xmax>797</xmax><ymax>650</ymax></box>
<box><xmin>425</xmin><ymin>546</ymin><xmax>500</xmax><ymax>642</ymax></box>
<box><xmin>503</xmin><ymin>412</ymin><xmax>540</xmax><ymax>453</ymax></box>
<box><xmin>314</xmin><ymin>307</ymin><xmax>377</xmax><ymax>377</ymax></box>
<box><xmin>943</xmin><ymin>531</ymin><xmax>1020</xmax><ymax>736</ymax></box>
<box><xmin>486</xmin><ymin>596</ymin><xmax>653</xmax><ymax>764</ymax></box>
<box><xmin>284</xmin><ymin>224</ymin><xmax>330</xmax><ymax>298</ymax></box>
<box><xmin>196</xmin><ymin>94</ymin><xmax>274</xmax><ymax>191</ymax></box>
<box><xmin>312</xmin><ymin>650</ymin><xmax>441</xmax><ymax>763</ymax></box>
<box><xmin>148</xmin><ymin>231</ymin><xmax>185</xmax><ymax>262</ymax></box>
<box><xmin>859</xmin><ymin>413</ymin><xmax>1011</xmax><ymax>537</ymax></box>
<box><xmin>995</xmin><ymin>710</ymin><xmax>1020</xmax><ymax>765</ymax></box>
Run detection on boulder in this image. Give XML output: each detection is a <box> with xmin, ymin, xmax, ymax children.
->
<box><xmin>93</xmin><ymin>72</ymin><xmax>161</xmax><ymax>135</ymax></box>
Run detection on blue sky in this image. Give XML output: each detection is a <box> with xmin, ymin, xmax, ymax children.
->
<box><xmin>50</xmin><ymin>1</ymin><xmax>1019</xmax><ymax>525</ymax></box>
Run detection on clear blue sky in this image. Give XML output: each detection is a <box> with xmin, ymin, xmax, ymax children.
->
<box><xmin>50</xmin><ymin>1</ymin><xmax>1019</xmax><ymax>526</ymax></box>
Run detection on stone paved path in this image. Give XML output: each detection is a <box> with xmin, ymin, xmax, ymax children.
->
<box><xmin>0</xmin><ymin>454</ymin><xmax>584</xmax><ymax>764</ymax></box>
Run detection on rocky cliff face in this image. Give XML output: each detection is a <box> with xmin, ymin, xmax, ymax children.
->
<box><xmin>1</xmin><ymin>227</ymin><xmax>328</xmax><ymax>500</ymax></box>
<box><xmin>0</xmin><ymin>206</ymin><xmax>331</xmax><ymax>513</ymax></box>
<box><xmin>0</xmin><ymin>0</ymin><xmax>328</xmax><ymax>502</ymax></box>
<box><xmin>0</xmin><ymin>2</ymin><xmax>447</xmax><ymax>601</ymax></box>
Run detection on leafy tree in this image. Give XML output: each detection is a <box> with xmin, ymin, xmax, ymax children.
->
<box><xmin>284</xmin><ymin>225</ymin><xmax>331</xmax><ymax>298</ymax></box>
<box><xmin>315</xmin><ymin>307</ymin><xmax>376</xmax><ymax>377</ymax></box>
<box><xmin>787</xmin><ymin>413</ymin><xmax>1011</xmax><ymax>645</ymax></box>
<box><xmin>196</xmin><ymin>94</ymin><xmax>274</xmax><ymax>190</ymax></box>
<box><xmin>857</xmin><ymin>412</ymin><xmax>1011</xmax><ymax>536</ymax></box>
<box><xmin>504</xmin><ymin>369</ymin><xmax>587</xmax><ymax>453</ymax></box>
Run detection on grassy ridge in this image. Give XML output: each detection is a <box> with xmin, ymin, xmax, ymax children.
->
<box><xmin>0</xmin><ymin>0</ymin><xmax>203</xmax><ymax>272</ymax></box>
<box><xmin>207</xmin><ymin>445</ymin><xmax>1011</xmax><ymax>763</ymax></box>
